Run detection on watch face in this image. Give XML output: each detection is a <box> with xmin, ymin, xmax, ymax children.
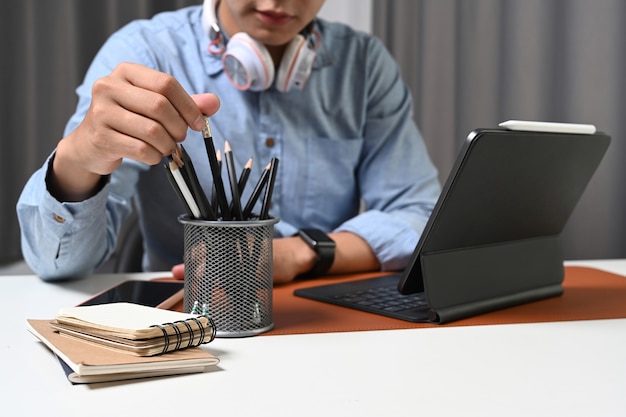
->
<box><xmin>300</xmin><ymin>229</ymin><xmax>335</xmax><ymax>247</ymax></box>
<box><xmin>297</xmin><ymin>228</ymin><xmax>336</xmax><ymax>278</ymax></box>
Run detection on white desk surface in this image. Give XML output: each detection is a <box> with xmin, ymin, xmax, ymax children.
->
<box><xmin>2</xmin><ymin>260</ymin><xmax>626</xmax><ymax>417</ymax></box>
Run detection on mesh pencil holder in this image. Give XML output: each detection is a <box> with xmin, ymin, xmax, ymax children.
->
<box><xmin>179</xmin><ymin>215</ymin><xmax>279</xmax><ymax>337</ymax></box>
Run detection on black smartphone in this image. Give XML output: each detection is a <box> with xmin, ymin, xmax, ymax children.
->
<box><xmin>79</xmin><ymin>280</ymin><xmax>184</xmax><ymax>308</ymax></box>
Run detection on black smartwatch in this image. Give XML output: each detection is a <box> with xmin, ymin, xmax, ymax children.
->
<box><xmin>297</xmin><ymin>228</ymin><xmax>336</xmax><ymax>278</ymax></box>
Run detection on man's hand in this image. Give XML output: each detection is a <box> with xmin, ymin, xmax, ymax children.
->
<box><xmin>49</xmin><ymin>63</ymin><xmax>220</xmax><ymax>201</ymax></box>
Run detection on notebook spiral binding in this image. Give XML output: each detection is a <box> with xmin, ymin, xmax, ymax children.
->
<box><xmin>150</xmin><ymin>314</ymin><xmax>217</xmax><ymax>355</ymax></box>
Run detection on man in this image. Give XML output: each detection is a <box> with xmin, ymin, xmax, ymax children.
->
<box><xmin>17</xmin><ymin>0</ymin><xmax>440</xmax><ymax>282</ymax></box>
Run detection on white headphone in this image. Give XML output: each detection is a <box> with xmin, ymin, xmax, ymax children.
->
<box><xmin>202</xmin><ymin>0</ymin><xmax>318</xmax><ymax>92</ymax></box>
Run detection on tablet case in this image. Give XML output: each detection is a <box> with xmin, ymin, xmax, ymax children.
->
<box><xmin>403</xmin><ymin>128</ymin><xmax>611</xmax><ymax>322</ymax></box>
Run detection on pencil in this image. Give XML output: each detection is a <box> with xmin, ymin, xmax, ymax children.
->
<box><xmin>259</xmin><ymin>157</ymin><xmax>279</xmax><ymax>220</ymax></box>
<box><xmin>238</xmin><ymin>157</ymin><xmax>253</xmax><ymax>194</ymax></box>
<box><xmin>202</xmin><ymin>116</ymin><xmax>231</xmax><ymax>220</ymax></box>
<box><xmin>224</xmin><ymin>141</ymin><xmax>244</xmax><ymax>220</ymax></box>
<box><xmin>168</xmin><ymin>158</ymin><xmax>201</xmax><ymax>219</ymax></box>
<box><xmin>180</xmin><ymin>145</ymin><xmax>216</xmax><ymax>220</ymax></box>
<box><xmin>211</xmin><ymin>149</ymin><xmax>222</xmax><ymax>212</ymax></box>
<box><xmin>242</xmin><ymin>162</ymin><xmax>271</xmax><ymax>220</ymax></box>
<box><xmin>228</xmin><ymin>157</ymin><xmax>252</xmax><ymax>214</ymax></box>
<box><xmin>163</xmin><ymin>163</ymin><xmax>193</xmax><ymax>217</ymax></box>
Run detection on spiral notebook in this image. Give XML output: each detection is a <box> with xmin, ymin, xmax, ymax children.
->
<box><xmin>49</xmin><ymin>302</ymin><xmax>216</xmax><ymax>356</ymax></box>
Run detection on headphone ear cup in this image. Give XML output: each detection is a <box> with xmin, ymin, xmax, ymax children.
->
<box><xmin>275</xmin><ymin>35</ymin><xmax>317</xmax><ymax>92</ymax></box>
<box><xmin>222</xmin><ymin>33</ymin><xmax>275</xmax><ymax>91</ymax></box>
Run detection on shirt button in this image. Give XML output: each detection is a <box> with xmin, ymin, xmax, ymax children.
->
<box><xmin>265</xmin><ymin>137</ymin><xmax>275</xmax><ymax>147</ymax></box>
<box><xmin>53</xmin><ymin>214</ymin><xmax>66</xmax><ymax>223</ymax></box>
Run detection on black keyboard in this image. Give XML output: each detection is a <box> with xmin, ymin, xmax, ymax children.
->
<box><xmin>332</xmin><ymin>285</ymin><xmax>428</xmax><ymax>313</ymax></box>
<box><xmin>294</xmin><ymin>274</ymin><xmax>431</xmax><ymax>322</ymax></box>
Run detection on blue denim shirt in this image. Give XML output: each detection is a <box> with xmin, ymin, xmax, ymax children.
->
<box><xmin>16</xmin><ymin>6</ymin><xmax>441</xmax><ymax>280</ymax></box>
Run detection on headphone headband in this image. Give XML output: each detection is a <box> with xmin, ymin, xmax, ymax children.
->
<box><xmin>202</xmin><ymin>0</ymin><xmax>219</xmax><ymax>40</ymax></box>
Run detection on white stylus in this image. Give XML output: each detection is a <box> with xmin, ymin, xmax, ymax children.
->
<box><xmin>499</xmin><ymin>120</ymin><xmax>597</xmax><ymax>135</ymax></box>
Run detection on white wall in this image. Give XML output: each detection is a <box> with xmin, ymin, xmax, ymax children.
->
<box><xmin>318</xmin><ymin>0</ymin><xmax>372</xmax><ymax>33</ymax></box>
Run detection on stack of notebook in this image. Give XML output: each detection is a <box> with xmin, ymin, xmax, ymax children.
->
<box><xmin>27</xmin><ymin>303</ymin><xmax>219</xmax><ymax>384</ymax></box>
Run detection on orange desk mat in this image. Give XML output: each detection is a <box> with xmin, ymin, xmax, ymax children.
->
<box><xmin>159</xmin><ymin>266</ymin><xmax>626</xmax><ymax>335</ymax></box>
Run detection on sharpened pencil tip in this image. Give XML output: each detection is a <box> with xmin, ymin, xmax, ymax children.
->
<box><xmin>171</xmin><ymin>146</ymin><xmax>184</xmax><ymax>168</ymax></box>
<box><xmin>168</xmin><ymin>159</ymin><xmax>180</xmax><ymax>171</ymax></box>
<box><xmin>224</xmin><ymin>140</ymin><xmax>232</xmax><ymax>153</ymax></box>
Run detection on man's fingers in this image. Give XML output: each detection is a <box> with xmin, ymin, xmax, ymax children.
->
<box><xmin>113</xmin><ymin>63</ymin><xmax>206</xmax><ymax>131</ymax></box>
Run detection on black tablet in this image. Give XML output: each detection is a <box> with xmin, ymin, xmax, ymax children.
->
<box><xmin>79</xmin><ymin>280</ymin><xmax>183</xmax><ymax>308</ymax></box>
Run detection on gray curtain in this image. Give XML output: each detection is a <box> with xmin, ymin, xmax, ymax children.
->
<box><xmin>373</xmin><ymin>0</ymin><xmax>626</xmax><ymax>260</ymax></box>
<box><xmin>0</xmin><ymin>0</ymin><xmax>198</xmax><ymax>265</ymax></box>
